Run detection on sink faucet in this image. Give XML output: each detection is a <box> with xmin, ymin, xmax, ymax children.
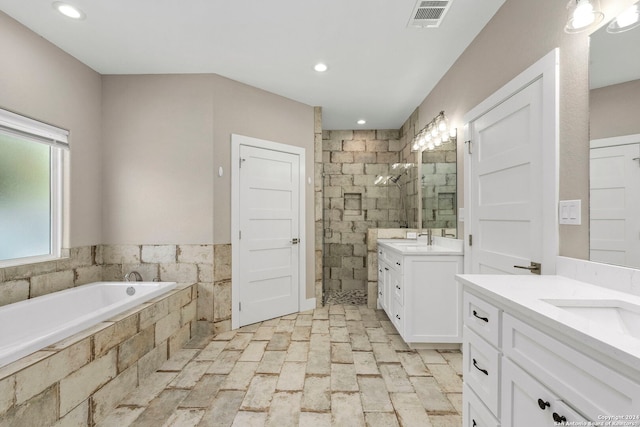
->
<box><xmin>418</xmin><ymin>229</ymin><xmax>432</xmax><ymax>246</ymax></box>
<box><xmin>124</xmin><ymin>271</ymin><xmax>143</xmax><ymax>282</ymax></box>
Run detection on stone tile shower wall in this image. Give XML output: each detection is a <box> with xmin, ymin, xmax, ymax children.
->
<box><xmin>322</xmin><ymin>129</ymin><xmax>403</xmax><ymax>292</ymax></box>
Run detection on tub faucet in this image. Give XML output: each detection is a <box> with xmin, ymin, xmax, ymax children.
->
<box><xmin>124</xmin><ymin>271</ymin><xmax>143</xmax><ymax>282</ymax></box>
<box><xmin>418</xmin><ymin>229</ymin><xmax>432</xmax><ymax>246</ymax></box>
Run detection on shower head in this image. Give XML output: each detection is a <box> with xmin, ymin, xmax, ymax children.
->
<box><xmin>389</xmin><ymin>174</ymin><xmax>402</xmax><ymax>184</ymax></box>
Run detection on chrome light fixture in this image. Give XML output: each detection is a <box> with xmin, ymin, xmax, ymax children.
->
<box><xmin>411</xmin><ymin>111</ymin><xmax>457</xmax><ymax>153</ymax></box>
<box><xmin>564</xmin><ymin>0</ymin><xmax>604</xmax><ymax>33</ymax></box>
<box><xmin>607</xmin><ymin>2</ymin><xmax>640</xmax><ymax>33</ymax></box>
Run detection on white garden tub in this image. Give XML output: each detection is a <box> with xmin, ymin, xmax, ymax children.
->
<box><xmin>0</xmin><ymin>281</ymin><xmax>176</xmax><ymax>368</ymax></box>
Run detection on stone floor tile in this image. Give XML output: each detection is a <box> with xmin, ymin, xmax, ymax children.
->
<box><xmin>195</xmin><ymin>341</ymin><xmax>227</xmax><ymax>361</ymax></box>
<box><xmin>389</xmin><ymin>334</ymin><xmax>411</xmax><ymax>351</ymax></box>
<box><xmin>379</xmin><ymin>364</ymin><xmax>414</xmax><ymax>393</ymax></box>
<box><xmin>366</xmin><ymin>327</ymin><xmax>389</xmax><ymax>343</ymax></box>
<box><xmin>211</xmin><ymin>330</ymin><xmax>237</xmax><ymax>341</ymax></box>
<box><xmin>447</xmin><ymin>392</ymin><xmax>463</xmax><ymax>414</ymax></box>
<box><xmin>329</xmin><ymin>305</ymin><xmax>345</xmax><ymax>315</ymax></box>
<box><xmin>241</xmin><ymin>374</ymin><xmax>278</xmax><ymax>411</ymax></box>
<box><xmin>206</xmin><ymin>350</ymin><xmax>242</xmax><ymax>374</ymax></box>
<box><xmin>299</xmin><ymin>412</ymin><xmax>331</xmax><ymax>427</ymax></box>
<box><xmin>410</xmin><ymin>376</ymin><xmax>456</xmax><ymax>413</ymax></box>
<box><xmin>429</xmin><ymin>414</ymin><xmax>462</xmax><ymax>427</ymax></box>
<box><xmin>179</xmin><ymin>375</ymin><xmax>225</xmax><ymax>408</ymax></box>
<box><xmin>428</xmin><ymin>363</ymin><xmax>463</xmax><ymax>393</ymax></box>
<box><xmin>238</xmin><ymin>322</ymin><xmax>261</xmax><ymax>333</ymax></box>
<box><xmin>362</xmin><ymin>318</ymin><xmax>381</xmax><ymax>328</ymax></box>
<box><xmin>161</xmin><ymin>408</ymin><xmax>205</xmax><ymax>427</ymax></box>
<box><xmin>311</xmin><ymin>319</ymin><xmax>329</xmax><ymax>334</ymax></box>
<box><xmin>372</xmin><ymin>342</ymin><xmax>400</xmax><ymax>363</ymax></box>
<box><xmin>265</xmin><ymin>391</ymin><xmax>302</xmax><ymax>427</ymax></box>
<box><xmin>222</xmin><ymin>361</ymin><xmax>259</xmax><ymax>390</ymax></box>
<box><xmin>353</xmin><ymin>351</ymin><xmax>380</xmax><ymax>375</ymax></box>
<box><xmin>344</xmin><ymin>309</ymin><xmax>362</xmax><ymax>321</ymax></box>
<box><xmin>239</xmin><ymin>341</ymin><xmax>267</xmax><ymax>362</ymax></box>
<box><xmin>379</xmin><ymin>320</ymin><xmax>398</xmax><ymax>335</ymax></box>
<box><xmin>306</xmin><ymin>350</ymin><xmax>330</xmax><ymax>375</ymax></box>
<box><xmin>130</xmin><ymin>389</ymin><xmax>189</xmax><ymax>427</ymax></box>
<box><xmin>256</xmin><ymin>351</ymin><xmax>286</xmax><ymax>374</ymax></box>
<box><xmin>358</xmin><ymin>376</ymin><xmax>393</xmax><ymax>412</ymax></box>
<box><xmin>197</xmin><ymin>390</ymin><xmax>245</xmax><ymax>427</ymax></box>
<box><xmin>417</xmin><ymin>349</ymin><xmax>447</xmax><ymax>365</ymax></box>
<box><xmin>301</xmin><ymin>375</ymin><xmax>330</xmax><ymax>412</ymax></box>
<box><xmin>331</xmin><ymin>342</ymin><xmax>354</xmax><ymax>364</ymax></box>
<box><xmin>312</xmin><ymin>307</ymin><xmax>329</xmax><ymax>319</ymax></box>
<box><xmin>97</xmin><ymin>407</ymin><xmax>146</xmax><ymax>427</ymax></box>
<box><xmin>295</xmin><ymin>314</ymin><xmax>313</xmax><ymax>327</ymax></box>
<box><xmin>275</xmin><ymin>319</ymin><xmax>295</xmax><ymax>333</ymax></box>
<box><xmin>261</xmin><ymin>318</ymin><xmax>280</xmax><ymax>327</ymax></box>
<box><xmin>350</xmin><ymin>334</ymin><xmax>373</xmax><ymax>351</ymax></box>
<box><xmin>329</xmin><ymin>326</ymin><xmax>350</xmax><ymax>342</ymax></box>
<box><xmin>329</xmin><ymin>314</ymin><xmax>346</xmax><ymax>327</ymax></box>
<box><xmin>252</xmin><ymin>326</ymin><xmax>275</xmax><ymax>341</ymax></box>
<box><xmin>440</xmin><ymin>351</ymin><xmax>463</xmax><ymax>376</ymax></box>
<box><xmin>266</xmin><ymin>332</ymin><xmax>291</xmax><ymax>351</ymax></box>
<box><xmin>119</xmin><ymin>372</ymin><xmax>178</xmax><ymax>406</ymax></box>
<box><xmin>184</xmin><ymin>334</ymin><xmax>214</xmax><ymax>349</ymax></box>
<box><xmin>231</xmin><ymin>411</ymin><xmax>267</xmax><ymax>427</ymax></box>
<box><xmin>276</xmin><ymin>362</ymin><xmax>306</xmax><ymax>391</ymax></box>
<box><xmin>389</xmin><ymin>392</ymin><xmax>432</xmax><ymax>427</ymax></box>
<box><xmin>364</xmin><ymin>412</ymin><xmax>400</xmax><ymax>427</ymax></box>
<box><xmin>346</xmin><ymin>320</ymin><xmax>366</xmax><ymax>335</ymax></box>
<box><xmin>398</xmin><ymin>352</ymin><xmax>430</xmax><ymax>377</ymax></box>
<box><xmin>159</xmin><ymin>349</ymin><xmax>199</xmax><ymax>371</ymax></box>
<box><xmin>285</xmin><ymin>341</ymin><xmax>309</xmax><ymax>362</ymax></box>
<box><xmin>168</xmin><ymin>361</ymin><xmax>211</xmax><ymax>389</ymax></box>
<box><xmin>330</xmin><ymin>363</ymin><xmax>358</xmax><ymax>392</ymax></box>
<box><xmin>225</xmin><ymin>333</ymin><xmax>254</xmax><ymax>350</ymax></box>
<box><xmin>309</xmin><ymin>332</ymin><xmax>330</xmax><ymax>349</ymax></box>
<box><xmin>281</xmin><ymin>312</ymin><xmax>298</xmax><ymax>320</ymax></box>
<box><xmin>291</xmin><ymin>325</ymin><xmax>311</xmax><ymax>341</ymax></box>
<box><xmin>331</xmin><ymin>392</ymin><xmax>365</xmax><ymax>427</ymax></box>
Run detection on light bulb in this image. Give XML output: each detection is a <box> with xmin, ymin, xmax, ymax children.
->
<box><xmin>430</xmin><ymin>124</ymin><xmax>438</xmax><ymax>138</ymax></box>
<box><xmin>441</xmin><ymin>132</ymin><xmax>450</xmax><ymax>143</ymax></box>
<box><xmin>427</xmin><ymin>143</ymin><xmax>435</xmax><ymax>151</ymax></box>
<box><xmin>434</xmin><ymin>137</ymin><xmax>442</xmax><ymax>147</ymax></box>
<box><xmin>437</xmin><ymin>114</ymin><xmax>448</xmax><ymax>132</ymax></box>
<box><xmin>572</xmin><ymin>0</ymin><xmax>596</xmax><ymax>29</ymax></box>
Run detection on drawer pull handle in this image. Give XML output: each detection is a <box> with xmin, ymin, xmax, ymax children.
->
<box><xmin>472</xmin><ymin>358</ymin><xmax>488</xmax><ymax>375</ymax></box>
<box><xmin>472</xmin><ymin>310</ymin><xmax>489</xmax><ymax>323</ymax></box>
<box><xmin>385</xmin><ymin>267</ymin><xmax>389</xmax><ymax>271</ymax></box>
<box><xmin>553</xmin><ymin>413</ymin><xmax>567</xmax><ymax>423</ymax></box>
<box><xmin>472</xmin><ymin>421</ymin><xmax>477</xmax><ymax>427</ymax></box>
<box><xmin>537</xmin><ymin>398</ymin><xmax>550</xmax><ymax>410</ymax></box>
<box><xmin>396</xmin><ymin>285</ymin><xmax>400</xmax><ymax>290</ymax></box>
<box><xmin>395</xmin><ymin>314</ymin><xmax>400</xmax><ymax>320</ymax></box>
<box><xmin>396</xmin><ymin>262</ymin><xmax>401</xmax><ymax>266</ymax></box>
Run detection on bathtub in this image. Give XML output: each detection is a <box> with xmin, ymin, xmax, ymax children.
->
<box><xmin>0</xmin><ymin>281</ymin><xmax>176</xmax><ymax>368</ymax></box>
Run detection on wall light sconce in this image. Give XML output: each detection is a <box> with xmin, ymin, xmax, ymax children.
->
<box><xmin>411</xmin><ymin>111</ymin><xmax>457</xmax><ymax>152</ymax></box>
<box><xmin>564</xmin><ymin>0</ymin><xmax>604</xmax><ymax>33</ymax></box>
<box><xmin>607</xmin><ymin>2</ymin><xmax>640</xmax><ymax>33</ymax></box>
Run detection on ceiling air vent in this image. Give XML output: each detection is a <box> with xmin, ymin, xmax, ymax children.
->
<box><xmin>407</xmin><ymin>0</ymin><xmax>453</xmax><ymax>28</ymax></box>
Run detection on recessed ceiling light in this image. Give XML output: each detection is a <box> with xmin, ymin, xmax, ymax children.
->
<box><xmin>357</xmin><ymin>119</ymin><xmax>366</xmax><ymax>125</ymax></box>
<box><xmin>314</xmin><ymin>63</ymin><xmax>328</xmax><ymax>72</ymax></box>
<box><xmin>53</xmin><ymin>2</ymin><xmax>85</xmax><ymax>20</ymax></box>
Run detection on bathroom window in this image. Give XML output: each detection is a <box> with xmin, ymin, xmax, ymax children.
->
<box><xmin>0</xmin><ymin>108</ymin><xmax>68</xmax><ymax>267</ymax></box>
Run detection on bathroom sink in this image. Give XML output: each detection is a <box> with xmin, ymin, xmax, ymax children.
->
<box><xmin>542</xmin><ymin>299</ymin><xmax>640</xmax><ymax>339</ymax></box>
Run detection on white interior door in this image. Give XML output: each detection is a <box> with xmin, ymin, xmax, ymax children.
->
<box><xmin>465</xmin><ymin>49</ymin><xmax>558</xmax><ymax>275</ymax></box>
<box><xmin>237</xmin><ymin>144</ymin><xmax>300</xmax><ymax>326</ymax></box>
<box><xmin>590</xmin><ymin>138</ymin><xmax>640</xmax><ymax>268</ymax></box>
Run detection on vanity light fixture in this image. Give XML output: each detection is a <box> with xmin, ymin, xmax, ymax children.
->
<box><xmin>607</xmin><ymin>2</ymin><xmax>640</xmax><ymax>33</ymax></box>
<box><xmin>314</xmin><ymin>63</ymin><xmax>328</xmax><ymax>72</ymax></box>
<box><xmin>52</xmin><ymin>1</ymin><xmax>85</xmax><ymax>19</ymax></box>
<box><xmin>564</xmin><ymin>0</ymin><xmax>603</xmax><ymax>33</ymax></box>
<box><xmin>411</xmin><ymin>111</ymin><xmax>457</xmax><ymax>153</ymax></box>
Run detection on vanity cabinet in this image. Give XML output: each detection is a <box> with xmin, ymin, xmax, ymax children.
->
<box><xmin>378</xmin><ymin>244</ymin><xmax>463</xmax><ymax>345</ymax></box>
<box><xmin>461</xmin><ymin>287</ymin><xmax>640</xmax><ymax>427</ymax></box>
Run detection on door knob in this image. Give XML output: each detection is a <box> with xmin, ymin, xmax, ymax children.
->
<box><xmin>514</xmin><ymin>262</ymin><xmax>541</xmax><ymax>275</ymax></box>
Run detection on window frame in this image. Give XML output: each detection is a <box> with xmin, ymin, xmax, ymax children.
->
<box><xmin>0</xmin><ymin>108</ymin><xmax>69</xmax><ymax>268</ymax></box>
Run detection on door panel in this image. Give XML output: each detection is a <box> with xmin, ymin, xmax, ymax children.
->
<box><xmin>238</xmin><ymin>144</ymin><xmax>300</xmax><ymax>326</ymax></box>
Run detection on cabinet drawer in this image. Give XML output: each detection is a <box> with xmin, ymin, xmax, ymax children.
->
<box><xmin>463</xmin><ymin>384</ymin><xmax>500</xmax><ymax>427</ymax></box>
<box><xmin>387</xmin><ymin>251</ymin><xmax>403</xmax><ymax>272</ymax></box>
<box><xmin>503</xmin><ymin>313</ymin><xmax>640</xmax><ymax>420</ymax></box>
<box><xmin>463</xmin><ymin>292</ymin><xmax>501</xmax><ymax>347</ymax></box>
<box><xmin>390</xmin><ymin>298</ymin><xmax>403</xmax><ymax>333</ymax></box>
<box><xmin>463</xmin><ymin>326</ymin><xmax>501</xmax><ymax>417</ymax></box>
<box><xmin>392</xmin><ymin>274</ymin><xmax>403</xmax><ymax>305</ymax></box>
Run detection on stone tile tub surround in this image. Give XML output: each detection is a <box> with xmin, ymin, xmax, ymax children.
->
<box><xmin>0</xmin><ymin>283</ymin><xmax>197</xmax><ymax>426</ymax></box>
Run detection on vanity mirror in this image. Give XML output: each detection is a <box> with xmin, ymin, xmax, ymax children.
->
<box><xmin>589</xmin><ymin>3</ymin><xmax>640</xmax><ymax>268</ymax></box>
<box><xmin>420</xmin><ymin>142</ymin><xmax>457</xmax><ymax>234</ymax></box>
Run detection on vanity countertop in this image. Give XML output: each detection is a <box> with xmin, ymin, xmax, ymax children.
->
<box><xmin>378</xmin><ymin>237</ymin><xmax>464</xmax><ymax>256</ymax></box>
<box><xmin>457</xmin><ymin>274</ymin><xmax>640</xmax><ymax>373</ymax></box>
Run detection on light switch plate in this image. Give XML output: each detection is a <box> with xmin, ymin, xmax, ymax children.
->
<box><xmin>406</xmin><ymin>231</ymin><xmax>417</xmax><ymax>239</ymax></box>
<box><xmin>559</xmin><ymin>200</ymin><xmax>581</xmax><ymax>225</ymax></box>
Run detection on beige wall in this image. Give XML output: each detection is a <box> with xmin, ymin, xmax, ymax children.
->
<box><xmin>590</xmin><ymin>79</ymin><xmax>640</xmax><ymax>140</ymax></box>
<box><xmin>414</xmin><ymin>0</ymin><xmax>635</xmax><ymax>260</ymax></box>
<box><xmin>0</xmin><ymin>11</ymin><xmax>103</xmax><ymax>248</ymax></box>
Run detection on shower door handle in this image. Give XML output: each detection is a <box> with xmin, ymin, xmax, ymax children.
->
<box><xmin>291</xmin><ymin>238</ymin><xmax>299</xmax><ymax>245</ymax></box>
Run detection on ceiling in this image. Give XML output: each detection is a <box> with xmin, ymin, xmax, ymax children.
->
<box><xmin>0</xmin><ymin>0</ymin><xmax>505</xmax><ymax>130</ymax></box>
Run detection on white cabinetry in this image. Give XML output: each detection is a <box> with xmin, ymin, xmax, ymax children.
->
<box><xmin>462</xmin><ymin>287</ymin><xmax>640</xmax><ymax>427</ymax></box>
<box><xmin>378</xmin><ymin>244</ymin><xmax>463</xmax><ymax>345</ymax></box>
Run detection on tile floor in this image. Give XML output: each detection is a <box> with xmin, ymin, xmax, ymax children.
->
<box><xmin>99</xmin><ymin>304</ymin><xmax>463</xmax><ymax>427</ymax></box>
